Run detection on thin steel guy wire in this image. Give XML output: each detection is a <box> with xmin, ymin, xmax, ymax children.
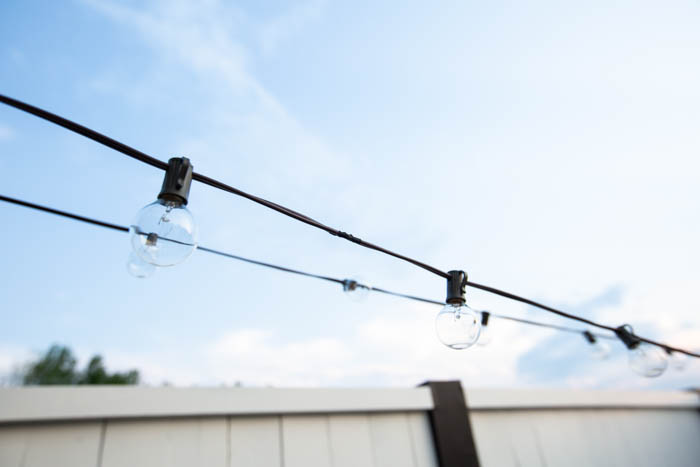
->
<box><xmin>2</xmin><ymin>194</ymin><xmax>691</xmax><ymax>355</ymax></box>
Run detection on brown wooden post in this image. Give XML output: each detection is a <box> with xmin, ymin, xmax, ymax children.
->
<box><xmin>421</xmin><ymin>381</ymin><xmax>480</xmax><ymax>467</ymax></box>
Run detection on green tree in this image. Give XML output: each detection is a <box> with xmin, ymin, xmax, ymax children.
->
<box><xmin>22</xmin><ymin>344</ymin><xmax>139</xmax><ymax>385</ymax></box>
<box><xmin>22</xmin><ymin>345</ymin><xmax>77</xmax><ymax>385</ymax></box>
<box><xmin>77</xmin><ymin>356</ymin><xmax>139</xmax><ymax>385</ymax></box>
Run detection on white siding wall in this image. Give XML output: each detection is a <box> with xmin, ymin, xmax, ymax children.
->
<box><xmin>470</xmin><ymin>407</ymin><xmax>700</xmax><ymax>467</ymax></box>
<box><xmin>2</xmin><ymin>387</ymin><xmax>699</xmax><ymax>467</ymax></box>
<box><xmin>0</xmin><ymin>422</ymin><xmax>102</xmax><ymax>467</ymax></box>
<box><xmin>0</xmin><ymin>413</ymin><xmax>437</xmax><ymax>467</ymax></box>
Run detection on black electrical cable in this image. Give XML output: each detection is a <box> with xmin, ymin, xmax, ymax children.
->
<box><xmin>1</xmin><ymin>193</ymin><xmax>695</xmax><ymax>357</ymax></box>
<box><xmin>1</xmin><ymin>95</ymin><xmax>698</xmax><ymax>356</ymax></box>
<box><xmin>464</xmin><ymin>280</ymin><xmax>616</xmax><ymax>332</ymax></box>
<box><xmin>0</xmin><ymin>94</ymin><xmax>449</xmax><ymax>280</ymax></box>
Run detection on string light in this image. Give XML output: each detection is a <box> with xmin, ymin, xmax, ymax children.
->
<box><xmin>665</xmin><ymin>349</ymin><xmax>689</xmax><ymax>371</ymax></box>
<box><xmin>582</xmin><ymin>330</ymin><xmax>611</xmax><ymax>360</ymax></box>
<box><xmin>130</xmin><ymin>157</ymin><xmax>198</xmax><ymax>267</ymax></box>
<box><xmin>476</xmin><ymin>311</ymin><xmax>492</xmax><ymax>346</ymax></box>
<box><xmin>126</xmin><ymin>252</ymin><xmax>156</xmax><ymax>279</ymax></box>
<box><xmin>1</xmin><ymin>192</ymin><xmax>698</xmax><ymax>374</ymax></box>
<box><xmin>1</xmin><ymin>94</ymin><xmax>699</xmax><ymax>370</ymax></box>
<box><xmin>435</xmin><ymin>271</ymin><xmax>481</xmax><ymax>350</ymax></box>
<box><xmin>615</xmin><ymin>325</ymin><xmax>668</xmax><ymax>378</ymax></box>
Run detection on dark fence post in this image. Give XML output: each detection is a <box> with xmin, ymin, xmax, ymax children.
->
<box><xmin>421</xmin><ymin>381</ymin><xmax>480</xmax><ymax>467</ymax></box>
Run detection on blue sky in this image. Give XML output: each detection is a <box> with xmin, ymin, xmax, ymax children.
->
<box><xmin>1</xmin><ymin>0</ymin><xmax>698</xmax><ymax>389</ymax></box>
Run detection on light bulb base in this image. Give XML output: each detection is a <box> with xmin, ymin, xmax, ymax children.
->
<box><xmin>446</xmin><ymin>270</ymin><xmax>467</xmax><ymax>304</ymax></box>
<box><xmin>158</xmin><ymin>157</ymin><xmax>193</xmax><ymax>206</ymax></box>
<box><xmin>582</xmin><ymin>330</ymin><xmax>596</xmax><ymax>344</ymax></box>
<box><xmin>481</xmin><ymin>311</ymin><xmax>490</xmax><ymax>326</ymax></box>
<box><xmin>615</xmin><ymin>325</ymin><xmax>640</xmax><ymax>350</ymax></box>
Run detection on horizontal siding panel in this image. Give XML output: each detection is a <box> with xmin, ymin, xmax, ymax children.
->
<box><xmin>471</xmin><ymin>409</ymin><xmax>700</xmax><ymax>467</ymax></box>
<box><xmin>406</xmin><ymin>412</ymin><xmax>439</xmax><ymax>467</ymax></box>
<box><xmin>0</xmin><ymin>422</ymin><xmax>101</xmax><ymax>467</ymax></box>
<box><xmin>328</xmin><ymin>414</ymin><xmax>375</xmax><ymax>467</ymax></box>
<box><xmin>229</xmin><ymin>416</ymin><xmax>281</xmax><ymax>467</ymax></box>
<box><xmin>369</xmin><ymin>413</ymin><xmax>416</xmax><ymax>467</ymax></box>
<box><xmin>101</xmin><ymin>418</ymin><xmax>227</xmax><ymax>467</ymax></box>
<box><xmin>281</xmin><ymin>415</ymin><xmax>332</xmax><ymax>467</ymax></box>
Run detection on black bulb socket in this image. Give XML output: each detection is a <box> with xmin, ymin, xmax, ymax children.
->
<box><xmin>582</xmin><ymin>330</ymin><xmax>596</xmax><ymax>344</ymax></box>
<box><xmin>481</xmin><ymin>311</ymin><xmax>490</xmax><ymax>326</ymax></box>
<box><xmin>158</xmin><ymin>157</ymin><xmax>193</xmax><ymax>206</ymax></box>
<box><xmin>614</xmin><ymin>325</ymin><xmax>641</xmax><ymax>350</ymax></box>
<box><xmin>446</xmin><ymin>270</ymin><xmax>467</xmax><ymax>305</ymax></box>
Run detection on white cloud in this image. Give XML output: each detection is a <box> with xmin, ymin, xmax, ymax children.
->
<box><xmin>593</xmin><ymin>279</ymin><xmax>700</xmax><ymax>351</ymax></box>
<box><xmin>3</xmin><ymin>281</ymin><xmax>697</xmax><ymax>389</ymax></box>
<box><xmin>65</xmin><ymin>1</ymin><xmax>700</xmax><ymax>390</ymax></box>
<box><xmin>118</xmin><ymin>304</ymin><xmax>540</xmax><ymax>388</ymax></box>
<box><xmin>0</xmin><ymin>346</ymin><xmax>32</xmax><ymax>386</ymax></box>
<box><xmin>83</xmin><ymin>0</ymin><xmax>350</xmax><ymax>205</ymax></box>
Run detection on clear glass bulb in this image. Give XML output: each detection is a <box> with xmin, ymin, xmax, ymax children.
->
<box><xmin>126</xmin><ymin>252</ymin><xmax>156</xmax><ymax>278</ymax></box>
<box><xmin>628</xmin><ymin>343</ymin><xmax>668</xmax><ymax>377</ymax></box>
<box><xmin>476</xmin><ymin>323</ymin><xmax>491</xmax><ymax>346</ymax></box>
<box><xmin>130</xmin><ymin>199</ymin><xmax>198</xmax><ymax>266</ymax></box>
<box><xmin>343</xmin><ymin>278</ymin><xmax>371</xmax><ymax>302</ymax></box>
<box><xmin>667</xmin><ymin>351</ymin><xmax>689</xmax><ymax>371</ymax></box>
<box><xmin>435</xmin><ymin>303</ymin><xmax>481</xmax><ymax>350</ymax></box>
<box><xmin>589</xmin><ymin>340</ymin><xmax>611</xmax><ymax>360</ymax></box>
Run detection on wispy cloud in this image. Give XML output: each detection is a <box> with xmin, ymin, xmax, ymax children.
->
<box><xmin>516</xmin><ymin>281</ymin><xmax>700</xmax><ymax>388</ymax></box>
<box><xmin>57</xmin><ymin>0</ymin><xmax>700</xmax><ymax>390</ymax></box>
<box><xmin>83</xmin><ymin>0</ymin><xmax>350</xmax><ymax>207</ymax></box>
<box><xmin>103</xmin><ymin>304</ymin><xmax>535</xmax><ymax>387</ymax></box>
<box><xmin>0</xmin><ymin>345</ymin><xmax>31</xmax><ymax>386</ymax></box>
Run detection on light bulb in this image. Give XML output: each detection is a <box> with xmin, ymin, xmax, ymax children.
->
<box><xmin>126</xmin><ymin>251</ymin><xmax>156</xmax><ymax>278</ymax></box>
<box><xmin>666</xmin><ymin>350</ymin><xmax>689</xmax><ymax>371</ymax></box>
<box><xmin>628</xmin><ymin>343</ymin><xmax>668</xmax><ymax>377</ymax></box>
<box><xmin>435</xmin><ymin>303</ymin><xmax>481</xmax><ymax>350</ymax></box>
<box><xmin>477</xmin><ymin>311</ymin><xmax>492</xmax><ymax>346</ymax></box>
<box><xmin>615</xmin><ymin>325</ymin><xmax>668</xmax><ymax>378</ymax></box>
<box><xmin>590</xmin><ymin>341</ymin><xmax>612</xmax><ymax>360</ymax></box>
<box><xmin>342</xmin><ymin>278</ymin><xmax>371</xmax><ymax>302</ymax></box>
<box><xmin>476</xmin><ymin>325</ymin><xmax>491</xmax><ymax>346</ymax></box>
<box><xmin>582</xmin><ymin>331</ymin><xmax>611</xmax><ymax>360</ymax></box>
<box><xmin>130</xmin><ymin>199</ymin><xmax>197</xmax><ymax>266</ymax></box>
<box><xmin>130</xmin><ymin>156</ymin><xmax>198</xmax><ymax>268</ymax></box>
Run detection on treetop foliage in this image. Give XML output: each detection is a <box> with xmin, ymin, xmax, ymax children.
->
<box><xmin>22</xmin><ymin>344</ymin><xmax>139</xmax><ymax>385</ymax></box>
